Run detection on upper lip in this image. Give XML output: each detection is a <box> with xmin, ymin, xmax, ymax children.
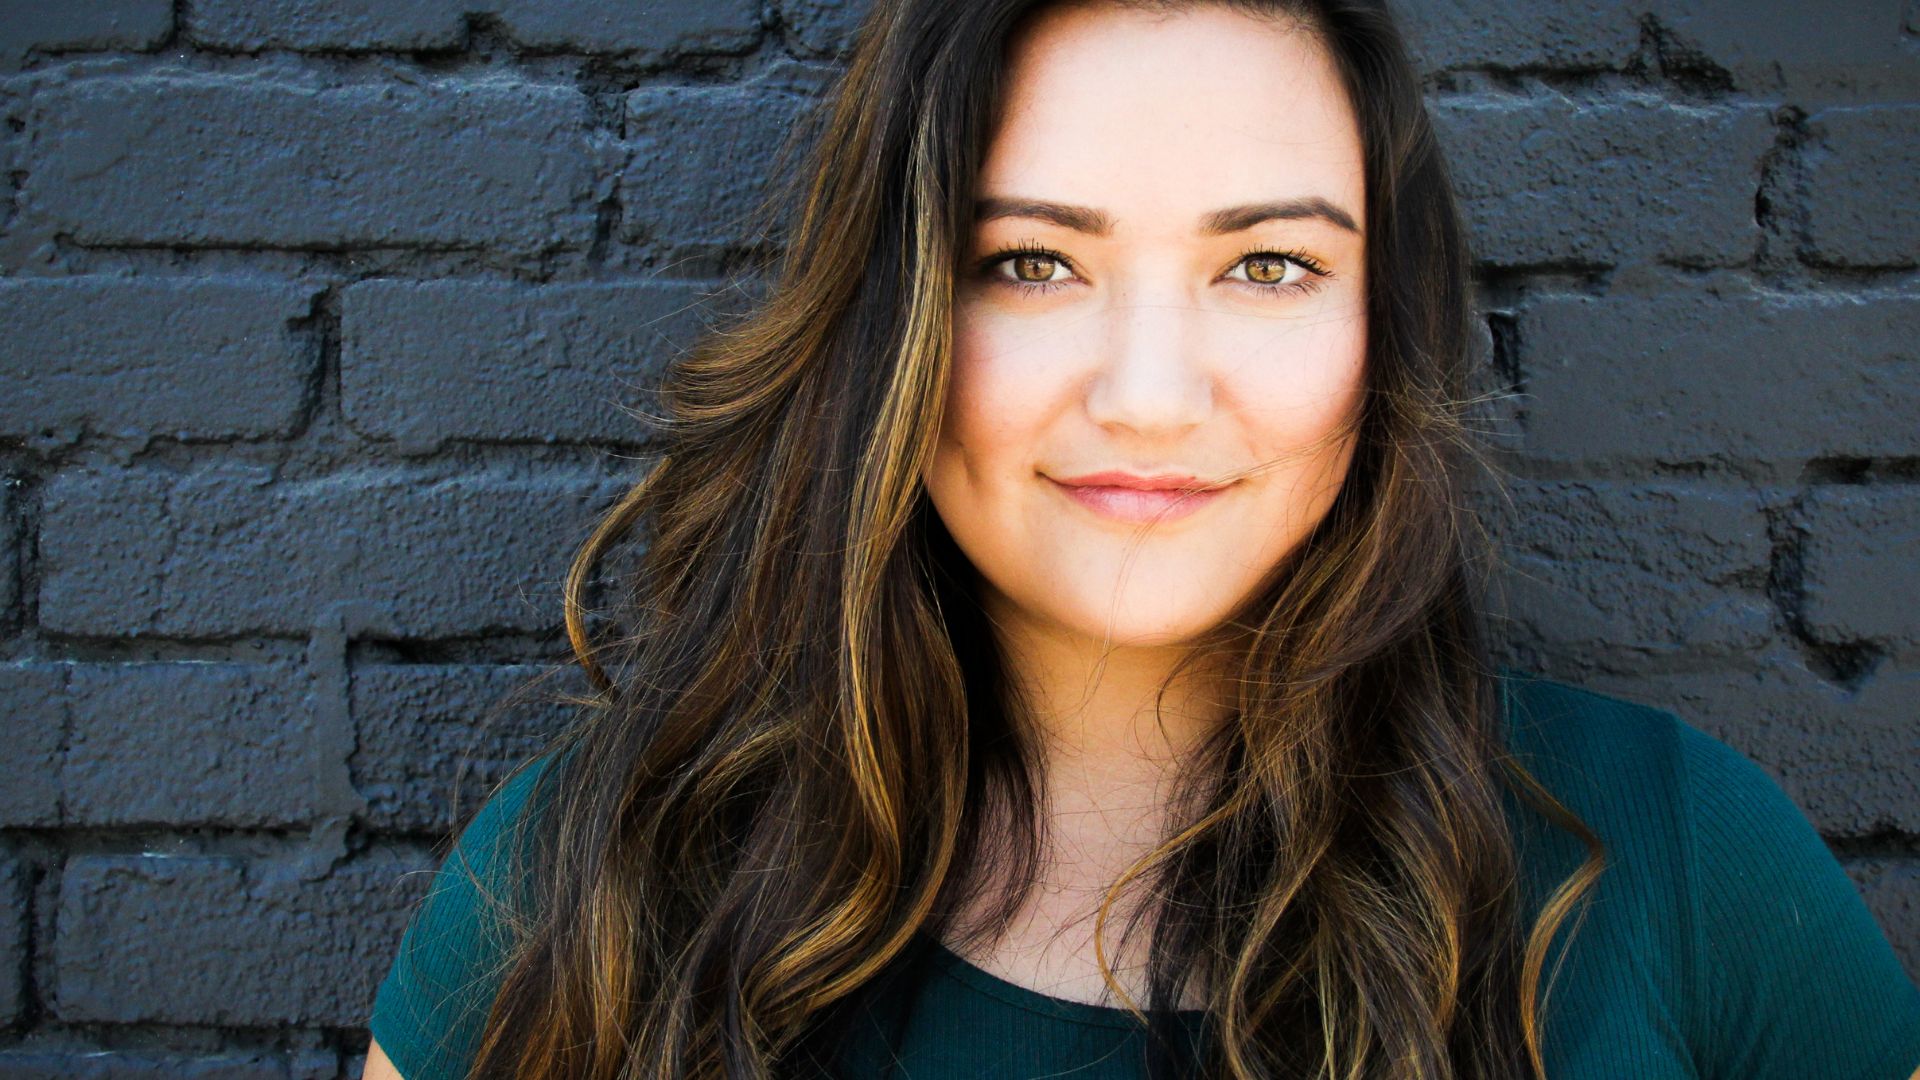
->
<box><xmin>1051</xmin><ymin>471</ymin><xmax>1230</xmax><ymax>491</ymax></box>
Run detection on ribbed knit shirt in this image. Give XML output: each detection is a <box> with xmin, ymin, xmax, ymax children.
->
<box><xmin>369</xmin><ymin>672</ymin><xmax>1920</xmax><ymax>1078</ymax></box>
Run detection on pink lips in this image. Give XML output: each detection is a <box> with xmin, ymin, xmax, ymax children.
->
<box><xmin>1047</xmin><ymin>471</ymin><xmax>1233</xmax><ymax>524</ymax></box>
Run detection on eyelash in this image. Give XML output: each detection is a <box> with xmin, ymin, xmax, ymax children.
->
<box><xmin>976</xmin><ymin>239</ymin><xmax>1333</xmax><ymax>297</ymax></box>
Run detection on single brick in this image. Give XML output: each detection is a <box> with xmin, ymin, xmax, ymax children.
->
<box><xmin>1487</xmin><ymin>481</ymin><xmax>1773</xmax><ymax>659</ymax></box>
<box><xmin>0</xmin><ymin>858</ymin><xmax>26</xmax><ymax>1026</ymax></box>
<box><xmin>492</xmin><ymin>0</ymin><xmax>761</xmax><ymax>54</ymax></box>
<box><xmin>24</xmin><ymin>78</ymin><xmax>600</xmax><ymax>252</ymax></box>
<box><xmin>1847</xmin><ymin>857</ymin><xmax>1920</xmax><ymax>982</ymax></box>
<box><xmin>187</xmin><ymin>0</ymin><xmax>759</xmax><ymax>55</ymax></box>
<box><xmin>0</xmin><ymin>663</ymin><xmax>66</xmax><ymax>827</ymax></box>
<box><xmin>0</xmin><ymin>1051</ymin><xmax>286</xmax><ymax>1079</ymax></box>
<box><xmin>0</xmin><ymin>277</ymin><xmax>317</xmax><ymax>443</ymax></box>
<box><xmin>39</xmin><ymin>466</ymin><xmax>622</xmax><ymax>638</ymax></box>
<box><xmin>1646</xmin><ymin>0</ymin><xmax>1920</xmax><ymax>101</ymax></box>
<box><xmin>351</xmin><ymin>664</ymin><xmax>576</xmax><ymax>833</ymax></box>
<box><xmin>340</xmin><ymin>279</ymin><xmax>713</xmax><ymax>450</ymax></box>
<box><xmin>0</xmin><ymin>3</ymin><xmax>172</xmax><ymax>58</ymax></box>
<box><xmin>64</xmin><ymin>663</ymin><xmax>323</xmax><ymax>828</ymax></box>
<box><xmin>1804</xmin><ymin>106</ymin><xmax>1920</xmax><ymax>267</ymax></box>
<box><xmin>1431</xmin><ymin>96</ymin><xmax>1774</xmax><ymax>267</ymax></box>
<box><xmin>4</xmin><ymin>662</ymin><xmax>333</xmax><ymax>830</ymax></box>
<box><xmin>1797</xmin><ymin>486</ymin><xmax>1920</xmax><ymax>645</ymax></box>
<box><xmin>1591</xmin><ymin>662</ymin><xmax>1920</xmax><ymax>836</ymax></box>
<box><xmin>1518</xmin><ymin>288</ymin><xmax>1920</xmax><ymax>464</ymax></box>
<box><xmin>1395</xmin><ymin>0</ymin><xmax>1640</xmax><ymax>73</ymax></box>
<box><xmin>185</xmin><ymin>0</ymin><xmax>468</xmax><ymax>51</ymax></box>
<box><xmin>54</xmin><ymin>849</ymin><xmax>430</xmax><ymax>1027</ymax></box>
<box><xmin>621</xmin><ymin>82</ymin><xmax>814</xmax><ymax>249</ymax></box>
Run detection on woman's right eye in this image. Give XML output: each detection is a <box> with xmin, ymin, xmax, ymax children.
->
<box><xmin>983</xmin><ymin>248</ymin><xmax>1076</xmax><ymax>293</ymax></box>
<box><xmin>1004</xmin><ymin>253</ymin><xmax>1067</xmax><ymax>283</ymax></box>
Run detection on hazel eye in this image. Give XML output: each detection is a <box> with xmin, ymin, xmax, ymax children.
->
<box><xmin>1232</xmin><ymin>254</ymin><xmax>1311</xmax><ymax>288</ymax></box>
<box><xmin>1000</xmin><ymin>253</ymin><xmax>1070</xmax><ymax>285</ymax></box>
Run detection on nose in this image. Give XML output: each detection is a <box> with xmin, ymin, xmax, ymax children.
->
<box><xmin>1084</xmin><ymin>293</ymin><xmax>1213</xmax><ymax>436</ymax></box>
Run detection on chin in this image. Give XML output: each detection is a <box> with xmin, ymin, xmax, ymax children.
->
<box><xmin>1033</xmin><ymin>583</ymin><xmax>1239</xmax><ymax>649</ymax></box>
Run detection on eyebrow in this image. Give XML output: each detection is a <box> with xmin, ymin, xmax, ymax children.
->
<box><xmin>973</xmin><ymin>195</ymin><xmax>1362</xmax><ymax>237</ymax></box>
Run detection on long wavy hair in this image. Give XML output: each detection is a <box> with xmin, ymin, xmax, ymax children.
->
<box><xmin>456</xmin><ymin>0</ymin><xmax>1607</xmax><ymax>1077</ymax></box>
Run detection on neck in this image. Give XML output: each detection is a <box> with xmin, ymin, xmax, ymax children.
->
<box><xmin>946</xmin><ymin>592</ymin><xmax>1233</xmax><ymax>1005</ymax></box>
<box><xmin>984</xmin><ymin>592</ymin><xmax>1235</xmax><ymax>860</ymax></box>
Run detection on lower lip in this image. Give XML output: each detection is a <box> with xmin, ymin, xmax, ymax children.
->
<box><xmin>1048</xmin><ymin>478</ymin><xmax>1231</xmax><ymax>524</ymax></box>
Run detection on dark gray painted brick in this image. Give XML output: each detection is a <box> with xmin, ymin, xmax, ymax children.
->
<box><xmin>1804</xmin><ymin>106</ymin><xmax>1920</xmax><ymax>267</ymax></box>
<box><xmin>187</xmin><ymin>0</ymin><xmax>760</xmax><ymax>55</ymax></box>
<box><xmin>24</xmin><ymin>78</ymin><xmax>600</xmax><ymax>252</ymax></box>
<box><xmin>54</xmin><ymin>848</ymin><xmax>429</xmax><ymax>1026</ymax></box>
<box><xmin>39</xmin><ymin>466</ymin><xmax>620</xmax><ymax>638</ymax></box>
<box><xmin>351</xmin><ymin>664</ymin><xmax>576</xmax><ymax>832</ymax></box>
<box><xmin>0</xmin><ymin>1051</ymin><xmax>287</xmax><ymax>1079</ymax></box>
<box><xmin>494</xmin><ymin>0</ymin><xmax>761</xmax><ymax>54</ymax></box>
<box><xmin>0</xmin><ymin>858</ymin><xmax>25</xmax><ymax>1027</ymax></box>
<box><xmin>1518</xmin><ymin>287</ymin><xmax>1920</xmax><ymax>464</ymax></box>
<box><xmin>621</xmin><ymin>82</ymin><xmax>814</xmax><ymax>249</ymax></box>
<box><xmin>1848</xmin><ymin>857</ymin><xmax>1920</xmax><ymax>981</ymax></box>
<box><xmin>1432</xmin><ymin>96</ymin><xmax>1773</xmax><ymax>267</ymax></box>
<box><xmin>1594</xmin><ymin>662</ymin><xmax>1920</xmax><ymax>835</ymax></box>
<box><xmin>2</xmin><ymin>662</ymin><xmax>326</xmax><ymax>828</ymax></box>
<box><xmin>1798</xmin><ymin>486</ymin><xmax>1920</xmax><ymax>645</ymax></box>
<box><xmin>1395</xmin><ymin>0</ymin><xmax>1640</xmax><ymax>73</ymax></box>
<box><xmin>0</xmin><ymin>277</ymin><xmax>317</xmax><ymax>443</ymax></box>
<box><xmin>184</xmin><ymin>0</ymin><xmax>469</xmax><ymax>51</ymax></box>
<box><xmin>0</xmin><ymin>2</ymin><xmax>172</xmax><ymax>58</ymax></box>
<box><xmin>1647</xmin><ymin>0</ymin><xmax>1920</xmax><ymax>101</ymax></box>
<box><xmin>340</xmin><ymin>279</ymin><xmax>713</xmax><ymax>450</ymax></box>
<box><xmin>0</xmin><ymin>663</ymin><xmax>66</xmax><ymax>827</ymax></box>
<box><xmin>1490</xmin><ymin>482</ymin><xmax>1773</xmax><ymax>658</ymax></box>
<box><xmin>65</xmin><ymin>663</ymin><xmax>322</xmax><ymax>828</ymax></box>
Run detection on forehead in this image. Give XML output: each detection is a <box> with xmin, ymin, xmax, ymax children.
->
<box><xmin>982</xmin><ymin>3</ymin><xmax>1365</xmax><ymax>225</ymax></box>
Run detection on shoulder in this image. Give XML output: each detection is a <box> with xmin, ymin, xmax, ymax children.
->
<box><xmin>369</xmin><ymin>748</ymin><xmax>564</xmax><ymax>1080</ymax></box>
<box><xmin>1495</xmin><ymin>668</ymin><xmax>1920</xmax><ymax>1077</ymax></box>
<box><xmin>437</xmin><ymin>749</ymin><xmax>562</xmax><ymax>894</ymax></box>
<box><xmin>1493</xmin><ymin>666</ymin><xmax>1823</xmax><ymax>890</ymax></box>
<box><xmin>1493</xmin><ymin>666</ymin><xmax>1831</xmax><ymax>859</ymax></box>
<box><xmin>1495</xmin><ymin>667</ymin><xmax>1693</xmax><ymax>828</ymax></box>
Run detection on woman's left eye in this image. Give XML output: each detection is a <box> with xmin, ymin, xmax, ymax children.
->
<box><xmin>1226</xmin><ymin>252</ymin><xmax>1323</xmax><ymax>290</ymax></box>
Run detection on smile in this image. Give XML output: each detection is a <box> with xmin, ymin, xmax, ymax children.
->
<box><xmin>1046</xmin><ymin>477</ymin><xmax>1232</xmax><ymax>524</ymax></box>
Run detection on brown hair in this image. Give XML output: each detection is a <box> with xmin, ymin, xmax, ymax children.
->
<box><xmin>458</xmin><ymin>1</ymin><xmax>1606</xmax><ymax>1076</ymax></box>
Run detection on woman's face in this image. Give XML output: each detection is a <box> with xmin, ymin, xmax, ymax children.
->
<box><xmin>923</xmin><ymin>1</ymin><xmax>1369</xmax><ymax>649</ymax></box>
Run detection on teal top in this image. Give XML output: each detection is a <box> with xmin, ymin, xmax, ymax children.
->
<box><xmin>369</xmin><ymin>673</ymin><xmax>1920</xmax><ymax>1078</ymax></box>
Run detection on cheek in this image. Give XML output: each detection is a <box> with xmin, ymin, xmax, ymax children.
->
<box><xmin>1224</xmin><ymin>301</ymin><xmax>1367</xmax><ymax>452</ymax></box>
<box><xmin>933</xmin><ymin>307</ymin><xmax>1063</xmax><ymax>476</ymax></box>
<box><xmin>1215</xmin><ymin>303</ymin><xmax>1367</xmax><ymax>557</ymax></box>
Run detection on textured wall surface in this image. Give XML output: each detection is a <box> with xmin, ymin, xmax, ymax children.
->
<box><xmin>0</xmin><ymin>1</ymin><xmax>1915</xmax><ymax>1074</ymax></box>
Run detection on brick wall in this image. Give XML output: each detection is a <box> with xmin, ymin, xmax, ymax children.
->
<box><xmin>0</xmin><ymin>1</ymin><xmax>1913</xmax><ymax>1074</ymax></box>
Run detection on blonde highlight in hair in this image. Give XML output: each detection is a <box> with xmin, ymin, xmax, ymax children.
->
<box><xmin>456</xmin><ymin>1</ymin><xmax>1608</xmax><ymax>1077</ymax></box>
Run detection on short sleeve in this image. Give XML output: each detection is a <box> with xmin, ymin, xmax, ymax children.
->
<box><xmin>370</xmin><ymin>754</ymin><xmax>555</xmax><ymax>1080</ymax></box>
<box><xmin>1678</xmin><ymin>721</ymin><xmax>1920</xmax><ymax>1079</ymax></box>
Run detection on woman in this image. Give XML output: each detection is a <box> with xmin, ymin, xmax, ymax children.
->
<box><xmin>362</xmin><ymin>0</ymin><xmax>1920</xmax><ymax>1077</ymax></box>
